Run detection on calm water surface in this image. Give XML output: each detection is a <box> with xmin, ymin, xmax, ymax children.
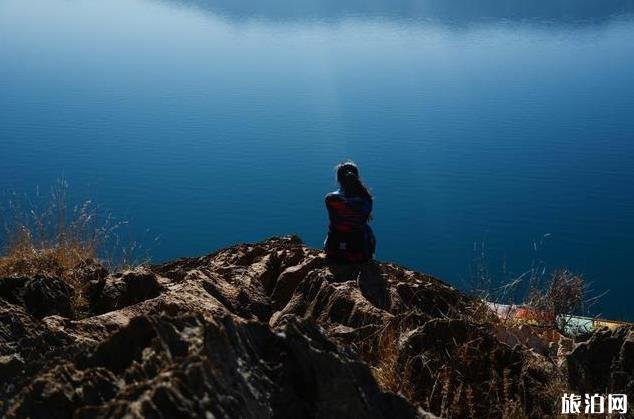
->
<box><xmin>2</xmin><ymin>0</ymin><xmax>634</xmax><ymax>318</ymax></box>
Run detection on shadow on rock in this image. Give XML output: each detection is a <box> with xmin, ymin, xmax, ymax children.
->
<box><xmin>328</xmin><ymin>261</ymin><xmax>390</xmax><ymax>310</ymax></box>
<box><xmin>0</xmin><ymin>275</ymin><xmax>74</xmax><ymax>318</ymax></box>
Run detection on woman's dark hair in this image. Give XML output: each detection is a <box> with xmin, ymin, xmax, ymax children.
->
<box><xmin>336</xmin><ymin>161</ymin><xmax>372</xmax><ymax>199</ymax></box>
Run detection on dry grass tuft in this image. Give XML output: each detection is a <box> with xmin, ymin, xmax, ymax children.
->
<box><xmin>526</xmin><ymin>269</ymin><xmax>586</xmax><ymax>330</ymax></box>
<box><xmin>0</xmin><ymin>234</ymin><xmax>96</xmax><ymax>311</ymax></box>
<box><xmin>354</xmin><ymin>315</ymin><xmax>418</xmax><ymax>401</ymax></box>
<box><xmin>0</xmin><ymin>180</ymin><xmax>133</xmax><ymax>312</ymax></box>
<box><xmin>0</xmin><ymin>228</ymin><xmax>96</xmax><ymax>276</ymax></box>
<box><xmin>367</xmin><ymin>322</ymin><xmax>406</xmax><ymax>396</ymax></box>
<box><xmin>467</xmin><ymin>236</ymin><xmax>601</xmax><ymax>336</ymax></box>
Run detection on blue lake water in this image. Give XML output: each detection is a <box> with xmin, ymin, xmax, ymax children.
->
<box><xmin>2</xmin><ymin>0</ymin><xmax>634</xmax><ymax>319</ymax></box>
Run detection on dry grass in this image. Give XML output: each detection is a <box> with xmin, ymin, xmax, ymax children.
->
<box><xmin>0</xmin><ymin>234</ymin><xmax>96</xmax><ymax>311</ymax></box>
<box><xmin>368</xmin><ymin>323</ymin><xmax>409</xmax><ymax>397</ymax></box>
<box><xmin>0</xmin><ymin>180</ymin><xmax>132</xmax><ymax>312</ymax></box>
<box><xmin>353</xmin><ymin>314</ymin><xmax>422</xmax><ymax>404</ymax></box>
<box><xmin>355</xmin><ymin>315</ymin><xmax>539</xmax><ymax>418</ymax></box>
<box><xmin>353</xmin><ymin>291</ymin><xmax>573</xmax><ymax>418</ymax></box>
<box><xmin>468</xmin><ymin>236</ymin><xmax>597</xmax><ymax>337</ymax></box>
<box><xmin>526</xmin><ymin>269</ymin><xmax>586</xmax><ymax>331</ymax></box>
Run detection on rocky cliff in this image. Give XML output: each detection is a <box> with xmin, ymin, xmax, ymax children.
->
<box><xmin>0</xmin><ymin>237</ymin><xmax>632</xmax><ymax>418</ymax></box>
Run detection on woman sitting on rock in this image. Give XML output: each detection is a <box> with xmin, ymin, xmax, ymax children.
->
<box><xmin>324</xmin><ymin>161</ymin><xmax>376</xmax><ymax>263</ymax></box>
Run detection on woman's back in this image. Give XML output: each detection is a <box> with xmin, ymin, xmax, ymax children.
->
<box><xmin>324</xmin><ymin>162</ymin><xmax>375</xmax><ymax>263</ymax></box>
<box><xmin>325</xmin><ymin>190</ymin><xmax>372</xmax><ymax>233</ymax></box>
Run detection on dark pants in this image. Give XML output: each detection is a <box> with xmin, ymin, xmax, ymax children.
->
<box><xmin>324</xmin><ymin>228</ymin><xmax>375</xmax><ymax>263</ymax></box>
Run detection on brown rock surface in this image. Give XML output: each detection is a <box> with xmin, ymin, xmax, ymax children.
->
<box><xmin>0</xmin><ymin>236</ymin><xmax>631</xmax><ymax>418</ymax></box>
<box><xmin>566</xmin><ymin>325</ymin><xmax>634</xmax><ymax>396</ymax></box>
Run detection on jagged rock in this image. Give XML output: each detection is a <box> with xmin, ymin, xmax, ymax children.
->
<box><xmin>88</xmin><ymin>267</ymin><xmax>166</xmax><ymax>314</ymax></box>
<box><xmin>0</xmin><ymin>275</ymin><xmax>74</xmax><ymax>318</ymax></box>
<box><xmin>270</xmin><ymin>256</ymin><xmax>327</xmax><ymax>310</ymax></box>
<box><xmin>7</xmin><ymin>363</ymin><xmax>120</xmax><ymax>419</ymax></box>
<box><xmin>566</xmin><ymin>326</ymin><xmax>634</xmax><ymax>396</ymax></box>
<box><xmin>6</xmin><ymin>314</ymin><xmax>418</xmax><ymax>419</ymax></box>
<box><xmin>2</xmin><ymin>238</ymin><xmax>429</xmax><ymax>418</ymax></box>
<box><xmin>0</xmin><ymin>301</ymin><xmax>40</xmax><ymax>356</ymax></box>
<box><xmin>71</xmin><ymin>258</ymin><xmax>109</xmax><ymax>284</ymax></box>
<box><xmin>0</xmin><ymin>353</ymin><xmax>25</xmax><ymax>384</ymax></box>
<box><xmin>0</xmin><ymin>237</ymin><xmax>623</xmax><ymax>417</ymax></box>
<box><xmin>23</xmin><ymin>276</ymin><xmax>75</xmax><ymax>318</ymax></box>
<box><xmin>0</xmin><ymin>300</ymin><xmax>76</xmax><ymax>408</ymax></box>
<box><xmin>0</xmin><ymin>276</ymin><xmax>28</xmax><ymax>306</ymax></box>
<box><xmin>269</xmin><ymin>266</ymin><xmax>391</xmax><ymax>330</ymax></box>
